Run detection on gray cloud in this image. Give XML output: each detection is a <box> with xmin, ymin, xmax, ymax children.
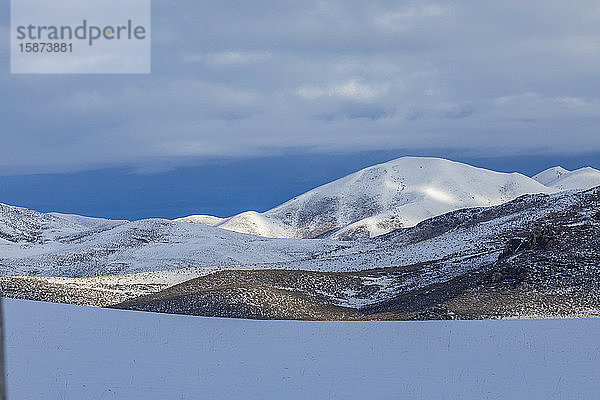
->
<box><xmin>1</xmin><ymin>0</ymin><xmax>600</xmax><ymax>174</ymax></box>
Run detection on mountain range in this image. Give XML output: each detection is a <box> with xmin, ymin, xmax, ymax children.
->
<box><xmin>177</xmin><ymin>157</ymin><xmax>600</xmax><ymax>239</ymax></box>
<box><xmin>1</xmin><ymin>157</ymin><xmax>600</xmax><ymax>320</ymax></box>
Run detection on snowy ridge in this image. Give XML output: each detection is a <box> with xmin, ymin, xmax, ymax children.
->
<box><xmin>0</xmin><ymin>203</ymin><xmax>125</xmax><ymax>244</ymax></box>
<box><xmin>175</xmin><ymin>215</ymin><xmax>225</xmax><ymax>226</ymax></box>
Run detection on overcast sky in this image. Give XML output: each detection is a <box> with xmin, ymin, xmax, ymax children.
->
<box><xmin>1</xmin><ymin>0</ymin><xmax>600</xmax><ymax>175</ymax></box>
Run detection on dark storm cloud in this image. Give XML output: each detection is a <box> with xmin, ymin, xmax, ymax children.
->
<box><xmin>1</xmin><ymin>0</ymin><xmax>600</xmax><ymax>174</ymax></box>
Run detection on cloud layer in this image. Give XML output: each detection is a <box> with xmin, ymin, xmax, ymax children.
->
<box><xmin>1</xmin><ymin>0</ymin><xmax>600</xmax><ymax>174</ymax></box>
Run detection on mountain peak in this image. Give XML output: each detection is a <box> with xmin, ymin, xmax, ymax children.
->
<box><xmin>534</xmin><ymin>165</ymin><xmax>600</xmax><ymax>191</ymax></box>
<box><xmin>532</xmin><ymin>166</ymin><xmax>570</xmax><ymax>186</ymax></box>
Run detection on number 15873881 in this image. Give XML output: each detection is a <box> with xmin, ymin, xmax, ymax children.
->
<box><xmin>19</xmin><ymin>42</ymin><xmax>72</xmax><ymax>53</ymax></box>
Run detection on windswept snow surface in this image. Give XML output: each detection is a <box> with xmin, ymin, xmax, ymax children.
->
<box><xmin>534</xmin><ymin>166</ymin><xmax>600</xmax><ymax>191</ymax></box>
<box><xmin>180</xmin><ymin>157</ymin><xmax>556</xmax><ymax>239</ymax></box>
<box><xmin>5</xmin><ymin>298</ymin><xmax>600</xmax><ymax>400</ymax></box>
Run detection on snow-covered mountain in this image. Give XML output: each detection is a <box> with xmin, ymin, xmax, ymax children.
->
<box><xmin>179</xmin><ymin>157</ymin><xmax>561</xmax><ymax>239</ymax></box>
<box><xmin>533</xmin><ymin>166</ymin><xmax>600</xmax><ymax>191</ymax></box>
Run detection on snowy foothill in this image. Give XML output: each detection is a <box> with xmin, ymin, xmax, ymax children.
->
<box><xmin>4</xmin><ymin>298</ymin><xmax>600</xmax><ymax>399</ymax></box>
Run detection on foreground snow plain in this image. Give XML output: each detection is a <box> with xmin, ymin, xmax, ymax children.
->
<box><xmin>4</xmin><ymin>298</ymin><xmax>600</xmax><ymax>399</ymax></box>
